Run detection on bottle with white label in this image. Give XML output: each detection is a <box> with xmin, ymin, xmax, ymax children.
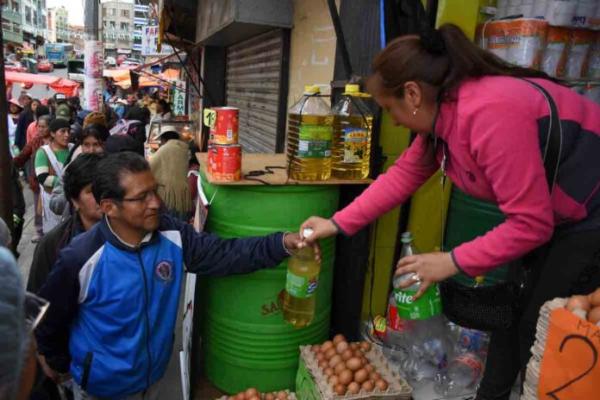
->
<box><xmin>331</xmin><ymin>84</ymin><xmax>373</xmax><ymax>180</ymax></box>
<box><xmin>283</xmin><ymin>229</ymin><xmax>320</xmax><ymax>328</ymax></box>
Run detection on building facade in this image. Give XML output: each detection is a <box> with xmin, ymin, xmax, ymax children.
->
<box><xmin>100</xmin><ymin>0</ymin><xmax>134</xmax><ymax>57</ymax></box>
<box><xmin>21</xmin><ymin>0</ymin><xmax>47</xmax><ymax>46</ymax></box>
<box><xmin>2</xmin><ymin>0</ymin><xmax>23</xmax><ymax>47</ymax></box>
<box><xmin>46</xmin><ymin>6</ymin><xmax>69</xmax><ymax>43</ymax></box>
<box><xmin>132</xmin><ymin>3</ymin><xmax>150</xmax><ymax>57</ymax></box>
<box><xmin>69</xmin><ymin>24</ymin><xmax>85</xmax><ymax>51</ymax></box>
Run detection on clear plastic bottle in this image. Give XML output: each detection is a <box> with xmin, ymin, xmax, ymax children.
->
<box><xmin>434</xmin><ymin>352</ymin><xmax>484</xmax><ymax>396</ymax></box>
<box><xmin>286</xmin><ymin>85</ymin><xmax>333</xmax><ymax>181</ymax></box>
<box><xmin>331</xmin><ymin>84</ymin><xmax>373</xmax><ymax>180</ymax></box>
<box><xmin>283</xmin><ymin>245</ymin><xmax>320</xmax><ymax>328</ymax></box>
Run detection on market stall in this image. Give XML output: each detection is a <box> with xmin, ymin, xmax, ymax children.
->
<box><xmin>4</xmin><ymin>71</ymin><xmax>80</xmax><ymax>97</ymax></box>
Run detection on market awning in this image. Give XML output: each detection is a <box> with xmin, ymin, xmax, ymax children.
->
<box><xmin>4</xmin><ymin>71</ymin><xmax>79</xmax><ymax>97</ymax></box>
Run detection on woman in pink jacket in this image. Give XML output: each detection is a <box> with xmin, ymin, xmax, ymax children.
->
<box><xmin>301</xmin><ymin>24</ymin><xmax>600</xmax><ymax>399</ymax></box>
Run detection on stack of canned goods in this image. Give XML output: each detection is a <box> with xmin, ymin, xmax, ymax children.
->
<box><xmin>206</xmin><ymin>107</ymin><xmax>242</xmax><ymax>181</ymax></box>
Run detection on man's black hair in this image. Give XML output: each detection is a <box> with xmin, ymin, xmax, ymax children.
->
<box><xmin>81</xmin><ymin>124</ymin><xmax>110</xmax><ymax>144</ymax></box>
<box><xmin>157</xmin><ymin>99</ymin><xmax>171</xmax><ymax>113</ymax></box>
<box><xmin>35</xmin><ymin>105</ymin><xmax>50</xmax><ymax>119</ymax></box>
<box><xmin>160</xmin><ymin>131</ymin><xmax>179</xmax><ymax>143</ymax></box>
<box><xmin>125</xmin><ymin>106</ymin><xmax>151</xmax><ymax>125</ymax></box>
<box><xmin>92</xmin><ymin>152</ymin><xmax>150</xmax><ymax>203</ymax></box>
<box><xmin>64</xmin><ymin>153</ymin><xmax>105</xmax><ymax>202</ymax></box>
<box><xmin>104</xmin><ymin>134</ymin><xmax>144</xmax><ymax>156</ymax></box>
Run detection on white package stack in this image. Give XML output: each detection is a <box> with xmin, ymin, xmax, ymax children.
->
<box><xmin>573</xmin><ymin>0</ymin><xmax>598</xmax><ymax>28</ymax></box>
<box><xmin>532</xmin><ymin>0</ymin><xmax>550</xmax><ymax>17</ymax></box>
<box><xmin>545</xmin><ymin>0</ymin><xmax>578</xmax><ymax>26</ymax></box>
<box><xmin>507</xmin><ymin>0</ymin><xmax>523</xmax><ymax>16</ymax></box>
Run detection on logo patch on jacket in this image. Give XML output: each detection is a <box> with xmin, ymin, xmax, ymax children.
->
<box><xmin>155</xmin><ymin>261</ymin><xmax>173</xmax><ymax>282</ymax></box>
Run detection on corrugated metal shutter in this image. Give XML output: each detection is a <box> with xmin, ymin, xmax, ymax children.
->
<box><xmin>226</xmin><ymin>29</ymin><xmax>283</xmax><ymax>153</ymax></box>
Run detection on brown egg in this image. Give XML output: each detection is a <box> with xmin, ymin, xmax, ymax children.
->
<box><xmin>338</xmin><ymin>369</ymin><xmax>353</xmax><ymax>385</ymax></box>
<box><xmin>333</xmin><ymin>334</ymin><xmax>346</xmax><ymax>345</ymax></box>
<box><xmin>264</xmin><ymin>394</ymin><xmax>275</xmax><ymax>400</ymax></box>
<box><xmin>588</xmin><ymin>306</ymin><xmax>600</xmax><ymax>324</ymax></box>
<box><xmin>316</xmin><ymin>352</ymin><xmax>326</xmax><ymax>362</ymax></box>
<box><xmin>321</xmin><ymin>340</ymin><xmax>334</xmax><ymax>351</ymax></box>
<box><xmin>360</xmin><ymin>357</ymin><xmax>369</xmax><ymax>366</ymax></box>
<box><xmin>312</xmin><ymin>344</ymin><xmax>321</xmax><ymax>353</ymax></box>
<box><xmin>233</xmin><ymin>394</ymin><xmax>245</xmax><ymax>400</ymax></box>
<box><xmin>276</xmin><ymin>391</ymin><xmax>288</xmax><ymax>400</ymax></box>
<box><xmin>375</xmin><ymin>379</ymin><xmax>388</xmax><ymax>391</ymax></box>
<box><xmin>346</xmin><ymin>357</ymin><xmax>362</xmax><ymax>371</ymax></box>
<box><xmin>341</xmin><ymin>349</ymin><xmax>353</xmax><ymax>361</ymax></box>
<box><xmin>329</xmin><ymin>354</ymin><xmax>342</xmax><ymax>368</ymax></box>
<box><xmin>328</xmin><ymin>375</ymin><xmax>339</xmax><ymax>386</ymax></box>
<box><xmin>347</xmin><ymin>382</ymin><xmax>360</xmax><ymax>394</ymax></box>
<box><xmin>353</xmin><ymin>349</ymin><xmax>364</xmax><ymax>358</ymax></box>
<box><xmin>325</xmin><ymin>348</ymin><xmax>337</xmax><ymax>359</ymax></box>
<box><xmin>354</xmin><ymin>368</ymin><xmax>368</xmax><ymax>384</ymax></box>
<box><xmin>567</xmin><ymin>295</ymin><xmax>591</xmax><ymax>312</ymax></box>
<box><xmin>335</xmin><ymin>341</ymin><xmax>349</xmax><ymax>354</ymax></box>
<box><xmin>350</xmin><ymin>343</ymin><xmax>359</xmax><ymax>350</ymax></box>
<box><xmin>369</xmin><ymin>372</ymin><xmax>381</xmax><ymax>381</ymax></box>
<box><xmin>590</xmin><ymin>289</ymin><xmax>600</xmax><ymax>306</ymax></box>
<box><xmin>362</xmin><ymin>380</ymin><xmax>375</xmax><ymax>392</ymax></box>
<box><xmin>247</xmin><ymin>396</ymin><xmax>260</xmax><ymax>400</ymax></box>
<box><xmin>334</xmin><ymin>362</ymin><xmax>347</xmax><ymax>374</ymax></box>
<box><xmin>318</xmin><ymin>359</ymin><xmax>328</xmax><ymax>370</ymax></box>
<box><xmin>365</xmin><ymin>364</ymin><xmax>375</xmax><ymax>373</ymax></box>
<box><xmin>360</xmin><ymin>341</ymin><xmax>372</xmax><ymax>352</ymax></box>
<box><xmin>324</xmin><ymin>367</ymin><xmax>334</xmax><ymax>377</ymax></box>
<box><xmin>334</xmin><ymin>384</ymin><xmax>347</xmax><ymax>395</ymax></box>
<box><xmin>245</xmin><ymin>388</ymin><xmax>259</xmax><ymax>398</ymax></box>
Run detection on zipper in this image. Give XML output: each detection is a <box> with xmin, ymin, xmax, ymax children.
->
<box><xmin>137</xmin><ymin>252</ymin><xmax>152</xmax><ymax>390</ymax></box>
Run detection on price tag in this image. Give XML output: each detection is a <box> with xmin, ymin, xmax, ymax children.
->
<box><xmin>203</xmin><ymin>109</ymin><xmax>216</xmax><ymax>129</ymax></box>
<box><xmin>538</xmin><ymin>308</ymin><xmax>600</xmax><ymax>400</ymax></box>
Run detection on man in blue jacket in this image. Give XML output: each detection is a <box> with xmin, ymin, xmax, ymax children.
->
<box><xmin>35</xmin><ymin>152</ymin><xmax>311</xmax><ymax>399</ymax></box>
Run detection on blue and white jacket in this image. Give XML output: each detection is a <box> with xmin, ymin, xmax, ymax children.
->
<box><xmin>35</xmin><ymin>213</ymin><xmax>289</xmax><ymax>398</ymax></box>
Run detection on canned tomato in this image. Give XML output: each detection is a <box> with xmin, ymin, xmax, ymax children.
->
<box><xmin>208</xmin><ymin>144</ymin><xmax>242</xmax><ymax>181</ymax></box>
<box><xmin>209</xmin><ymin>107</ymin><xmax>239</xmax><ymax>145</ymax></box>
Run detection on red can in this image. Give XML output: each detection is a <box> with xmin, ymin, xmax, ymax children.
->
<box><xmin>208</xmin><ymin>144</ymin><xmax>242</xmax><ymax>181</ymax></box>
<box><xmin>210</xmin><ymin>107</ymin><xmax>239</xmax><ymax>145</ymax></box>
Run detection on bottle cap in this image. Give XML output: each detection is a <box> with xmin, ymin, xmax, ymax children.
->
<box><xmin>400</xmin><ymin>231</ymin><xmax>413</xmax><ymax>244</ymax></box>
<box><xmin>344</xmin><ymin>84</ymin><xmax>360</xmax><ymax>95</ymax></box>
<box><xmin>475</xmin><ymin>276</ymin><xmax>485</xmax><ymax>284</ymax></box>
<box><xmin>302</xmin><ymin>228</ymin><xmax>314</xmax><ymax>239</ymax></box>
<box><xmin>303</xmin><ymin>85</ymin><xmax>320</xmax><ymax>95</ymax></box>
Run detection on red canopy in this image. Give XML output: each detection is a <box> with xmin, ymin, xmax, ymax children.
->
<box><xmin>4</xmin><ymin>71</ymin><xmax>80</xmax><ymax>97</ymax></box>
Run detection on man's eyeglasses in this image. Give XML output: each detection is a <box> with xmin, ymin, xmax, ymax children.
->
<box><xmin>119</xmin><ymin>186</ymin><xmax>163</xmax><ymax>204</ymax></box>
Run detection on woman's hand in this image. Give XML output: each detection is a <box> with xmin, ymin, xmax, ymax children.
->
<box><xmin>299</xmin><ymin>217</ymin><xmax>339</xmax><ymax>245</ymax></box>
<box><xmin>394</xmin><ymin>252</ymin><xmax>459</xmax><ymax>299</ymax></box>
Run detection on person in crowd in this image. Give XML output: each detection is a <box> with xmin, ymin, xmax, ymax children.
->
<box><xmin>35</xmin><ymin>153</ymin><xmax>312</xmax><ymax>399</ymax></box>
<box><xmin>13</xmin><ymin>115</ymin><xmax>52</xmax><ymax>242</ymax></box>
<box><xmin>54</xmin><ymin>102</ymin><xmax>72</xmax><ymax>122</ymax></box>
<box><xmin>35</xmin><ymin>119</ymin><xmax>73</xmax><ymax>234</ymax></box>
<box><xmin>114</xmin><ymin>98</ymin><xmax>129</xmax><ymax>119</ymax></box>
<box><xmin>83</xmin><ymin>111</ymin><xmax>107</xmax><ymax>129</ymax></box>
<box><xmin>18</xmin><ymin>92</ymin><xmax>32</xmax><ymax>109</ymax></box>
<box><xmin>8</xmin><ymin>162</ymin><xmax>25</xmax><ymax>259</ymax></box>
<box><xmin>103</xmin><ymin>103</ymin><xmax>119</xmax><ymax>129</ymax></box>
<box><xmin>149</xmin><ymin>125</ymin><xmax>193</xmax><ymax>221</ymax></box>
<box><xmin>7</xmin><ymin>99</ymin><xmax>23</xmax><ymax>156</ymax></box>
<box><xmin>26</xmin><ymin>105</ymin><xmax>50</xmax><ymax>145</ymax></box>
<box><xmin>103</xmin><ymin>133</ymin><xmax>144</xmax><ymax>156</ymax></box>
<box><xmin>14</xmin><ymin>95</ymin><xmax>36</xmax><ymax>150</ymax></box>
<box><xmin>300</xmin><ymin>24</ymin><xmax>600</xmax><ymax>400</ymax></box>
<box><xmin>150</xmin><ymin>99</ymin><xmax>172</xmax><ymax>125</ymax></box>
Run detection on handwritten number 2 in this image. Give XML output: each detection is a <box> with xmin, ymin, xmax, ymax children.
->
<box><xmin>546</xmin><ymin>334</ymin><xmax>597</xmax><ymax>400</ymax></box>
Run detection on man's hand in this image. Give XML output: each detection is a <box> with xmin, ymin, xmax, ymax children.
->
<box><xmin>299</xmin><ymin>217</ymin><xmax>339</xmax><ymax>245</ymax></box>
<box><xmin>284</xmin><ymin>232</ymin><xmax>321</xmax><ymax>263</ymax></box>
<box><xmin>37</xmin><ymin>354</ymin><xmax>61</xmax><ymax>382</ymax></box>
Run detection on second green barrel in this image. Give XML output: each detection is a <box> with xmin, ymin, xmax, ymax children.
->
<box><xmin>444</xmin><ymin>186</ymin><xmax>507</xmax><ymax>286</ymax></box>
<box><xmin>199</xmin><ymin>178</ymin><xmax>339</xmax><ymax>393</ymax></box>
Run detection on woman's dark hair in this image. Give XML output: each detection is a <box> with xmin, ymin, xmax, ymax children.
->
<box><xmin>369</xmin><ymin>23</ymin><xmax>553</xmax><ymax>100</ymax></box>
<box><xmin>35</xmin><ymin>105</ymin><xmax>50</xmax><ymax>119</ymax></box>
<box><xmin>64</xmin><ymin>153</ymin><xmax>105</xmax><ymax>202</ymax></box>
<box><xmin>92</xmin><ymin>152</ymin><xmax>150</xmax><ymax>203</ymax></box>
<box><xmin>80</xmin><ymin>124</ymin><xmax>110</xmax><ymax>144</ymax></box>
<box><xmin>157</xmin><ymin>99</ymin><xmax>171</xmax><ymax>114</ymax></box>
<box><xmin>160</xmin><ymin>131</ymin><xmax>179</xmax><ymax>143</ymax></box>
<box><xmin>104</xmin><ymin>134</ymin><xmax>144</xmax><ymax>156</ymax></box>
<box><xmin>125</xmin><ymin>106</ymin><xmax>151</xmax><ymax>125</ymax></box>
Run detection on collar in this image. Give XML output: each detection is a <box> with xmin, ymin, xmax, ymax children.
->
<box><xmin>100</xmin><ymin>215</ymin><xmax>155</xmax><ymax>252</ymax></box>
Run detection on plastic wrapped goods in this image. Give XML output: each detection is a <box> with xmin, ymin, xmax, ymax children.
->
<box><xmin>541</xmin><ymin>27</ymin><xmax>570</xmax><ymax>76</ymax></box>
<box><xmin>505</xmin><ymin>19</ymin><xmax>549</xmax><ymax>68</ymax></box>
<box><xmin>565</xmin><ymin>28</ymin><xmax>595</xmax><ymax>79</ymax></box>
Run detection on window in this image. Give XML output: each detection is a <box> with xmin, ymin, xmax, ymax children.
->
<box><xmin>110</xmin><ymin>8</ymin><xmax>116</xmax><ymax>16</ymax></box>
<box><xmin>120</xmin><ymin>22</ymin><xmax>129</xmax><ymax>31</ymax></box>
<box><xmin>122</xmin><ymin>10</ymin><xmax>129</xmax><ymax>18</ymax></box>
<box><xmin>25</xmin><ymin>7</ymin><xmax>31</xmax><ymax>24</ymax></box>
<box><xmin>109</xmin><ymin>21</ymin><xmax>116</xmax><ymax>29</ymax></box>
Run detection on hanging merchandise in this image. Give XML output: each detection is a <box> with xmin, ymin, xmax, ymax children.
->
<box><xmin>286</xmin><ymin>85</ymin><xmax>333</xmax><ymax>181</ymax></box>
<box><xmin>505</xmin><ymin>18</ymin><xmax>549</xmax><ymax>69</ymax></box>
<box><xmin>565</xmin><ymin>28</ymin><xmax>595</xmax><ymax>79</ymax></box>
<box><xmin>541</xmin><ymin>27</ymin><xmax>570</xmax><ymax>76</ymax></box>
<box><xmin>283</xmin><ymin>229</ymin><xmax>321</xmax><ymax>328</ymax></box>
<box><xmin>331</xmin><ymin>84</ymin><xmax>373</xmax><ymax>180</ymax></box>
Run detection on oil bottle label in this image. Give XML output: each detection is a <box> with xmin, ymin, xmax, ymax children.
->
<box><xmin>342</xmin><ymin>127</ymin><xmax>368</xmax><ymax>163</ymax></box>
<box><xmin>394</xmin><ymin>283</ymin><xmax>442</xmax><ymax>320</ymax></box>
<box><xmin>285</xmin><ymin>271</ymin><xmax>319</xmax><ymax>298</ymax></box>
<box><xmin>298</xmin><ymin>125</ymin><xmax>332</xmax><ymax>158</ymax></box>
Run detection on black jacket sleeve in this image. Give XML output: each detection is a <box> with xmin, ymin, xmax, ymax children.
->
<box><xmin>35</xmin><ymin>245</ymin><xmax>81</xmax><ymax>373</ymax></box>
<box><xmin>174</xmin><ymin>216</ymin><xmax>290</xmax><ymax>276</ymax></box>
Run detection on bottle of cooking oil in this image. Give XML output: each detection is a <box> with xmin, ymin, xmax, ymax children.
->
<box><xmin>283</xmin><ymin>236</ymin><xmax>320</xmax><ymax>328</ymax></box>
<box><xmin>331</xmin><ymin>84</ymin><xmax>373</xmax><ymax>180</ymax></box>
<box><xmin>287</xmin><ymin>85</ymin><xmax>333</xmax><ymax>181</ymax></box>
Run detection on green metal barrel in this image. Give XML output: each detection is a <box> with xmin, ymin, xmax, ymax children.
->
<box><xmin>444</xmin><ymin>187</ymin><xmax>507</xmax><ymax>286</ymax></box>
<box><xmin>199</xmin><ymin>177</ymin><xmax>339</xmax><ymax>393</ymax></box>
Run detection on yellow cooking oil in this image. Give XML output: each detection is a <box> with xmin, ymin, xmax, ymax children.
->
<box><xmin>331</xmin><ymin>84</ymin><xmax>373</xmax><ymax>180</ymax></box>
<box><xmin>287</xmin><ymin>85</ymin><xmax>333</xmax><ymax>181</ymax></box>
<box><xmin>283</xmin><ymin>246</ymin><xmax>320</xmax><ymax>328</ymax></box>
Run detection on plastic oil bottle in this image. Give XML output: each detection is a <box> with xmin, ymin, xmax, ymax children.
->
<box><xmin>331</xmin><ymin>84</ymin><xmax>373</xmax><ymax>180</ymax></box>
<box><xmin>287</xmin><ymin>85</ymin><xmax>333</xmax><ymax>181</ymax></box>
<box><xmin>283</xmin><ymin>229</ymin><xmax>321</xmax><ymax>328</ymax></box>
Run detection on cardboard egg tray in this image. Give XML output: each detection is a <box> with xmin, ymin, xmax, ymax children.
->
<box><xmin>216</xmin><ymin>390</ymin><xmax>297</xmax><ymax>400</ymax></box>
<box><xmin>297</xmin><ymin>344</ymin><xmax>412</xmax><ymax>400</ymax></box>
<box><xmin>520</xmin><ymin>298</ymin><xmax>567</xmax><ymax>400</ymax></box>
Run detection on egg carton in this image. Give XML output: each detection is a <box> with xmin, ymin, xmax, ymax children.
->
<box><xmin>300</xmin><ymin>344</ymin><xmax>412</xmax><ymax>400</ymax></box>
<box><xmin>216</xmin><ymin>390</ymin><xmax>297</xmax><ymax>400</ymax></box>
<box><xmin>520</xmin><ymin>298</ymin><xmax>568</xmax><ymax>400</ymax></box>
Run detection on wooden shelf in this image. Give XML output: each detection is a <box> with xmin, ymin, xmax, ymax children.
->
<box><xmin>196</xmin><ymin>153</ymin><xmax>373</xmax><ymax>186</ymax></box>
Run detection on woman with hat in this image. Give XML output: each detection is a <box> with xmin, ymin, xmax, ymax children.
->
<box><xmin>149</xmin><ymin>125</ymin><xmax>193</xmax><ymax>221</ymax></box>
<box><xmin>35</xmin><ymin>119</ymin><xmax>73</xmax><ymax>234</ymax></box>
<box><xmin>7</xmin><ymin>99</ymin><xmax>23</xmax><ymax>156</ymax></box>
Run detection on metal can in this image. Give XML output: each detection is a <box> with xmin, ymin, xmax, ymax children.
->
<box><xmin>208</xmin><ymin>144</ymin><xmax>242</xmax><ymax>181</ymax></box>
<box><xmin>210</xmin><ymin>107</ymin><xmax>239</xmax><ymax>145</ymax></box>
